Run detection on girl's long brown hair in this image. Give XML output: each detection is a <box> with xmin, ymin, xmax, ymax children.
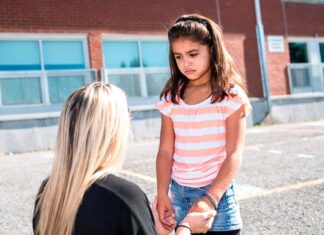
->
<box><xmin>161</xmin><ymin>14</ymin><xmax>247</xmax><ymax>103</ymax></box>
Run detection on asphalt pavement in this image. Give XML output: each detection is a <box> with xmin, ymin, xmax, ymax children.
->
<box><xmin>0</xmin><ymin>121</ymin><xmax>323</xmax><ymax>235</ymax></box>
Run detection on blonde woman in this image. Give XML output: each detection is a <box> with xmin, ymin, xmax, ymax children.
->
<box><xmin>33</xmin><ymin>82</ymin><xmax>215</xmax><ymax>235</ymax></box>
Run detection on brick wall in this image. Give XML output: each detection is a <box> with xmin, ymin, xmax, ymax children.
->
<box><xmin>1</xmin><ymin>0</ymin><xmax>323</xmax><ymax>97</ymax></box>
<box><xmin>262</xmin><ymin>0</ymin><xmax>291</xmax><ymax>96</ymax></box>
<box><xmin>285</xmin><ymin>2</ymin><xmax>324</xmax><ymax>37</ymax></box>
<box><xmin>261</xmin><ymin>0</ymin><xmax>324</xmax><ymax>96</ymax></box>
<box><xmin>220</xmin><ymin>0</ymin><xmax>264</xmax><ymax>97</ymax></box>
<box><xmin>0</xmin><ymin>0</ymin><xmax>216</xmax><ymax>33</ymax></box>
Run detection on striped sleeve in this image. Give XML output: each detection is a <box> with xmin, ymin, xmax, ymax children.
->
<box><xmin>156</xmin><ymin>95</ymin><xmax>173</xmax><ymax>117</ymax></box>
<box><xmin>223</xmin><ymin>85</ymin><xmax>252</xmax><ymax>119</ymax></box>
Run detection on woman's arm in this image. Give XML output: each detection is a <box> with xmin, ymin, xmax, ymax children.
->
<box><xmin>189</xmin><ymin>105</ymin><xmax>246</xmax><ymax>212</ymax></box>
<box><xmin>156</xmin><ymin>114</ymin><xmax>176</xmax><ymax>229</ymax></box>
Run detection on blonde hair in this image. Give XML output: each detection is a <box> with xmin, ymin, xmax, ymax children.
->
<box><xmin>34</xmin><ymin>82</ymin><xmax>130</xmax><ymax>235</ymax></box>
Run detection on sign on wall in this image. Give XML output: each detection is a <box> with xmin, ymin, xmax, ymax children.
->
<box><xmin>267</xmin><ymin>36</ymin><xmax>285</xmax><ymax>53</ymax></box>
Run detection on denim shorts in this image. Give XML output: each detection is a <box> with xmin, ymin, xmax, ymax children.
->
<box><xmin>170</xmin><ymin>179</ymin><xmax>243</xmax><ymax>231</ymax></box>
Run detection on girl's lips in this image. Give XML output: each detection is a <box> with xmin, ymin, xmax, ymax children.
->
<box><xmin>185</xmin><ymin>70</ymin><xmax>195</xmax><ymax>75</ymax></box>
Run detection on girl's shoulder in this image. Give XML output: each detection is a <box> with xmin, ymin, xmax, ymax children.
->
<box><xmin>221</xmin><ymin>85</ymin><xmax>252</xmax><ymax>119</ymax></box>
<box><xmin>156</xmin><ymin>92</ymin><xmax>178</xmax><ymax>117</ymax></box>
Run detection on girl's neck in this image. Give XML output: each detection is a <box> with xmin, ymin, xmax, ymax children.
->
<box><xmin>188</xmin><ymin>79</ymin><xmax>210</xmax><ymax>87</ymax></box>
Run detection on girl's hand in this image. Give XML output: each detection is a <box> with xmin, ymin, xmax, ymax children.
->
<box><xmin>178</xmin><ymin>210</ymin><xmax>216</xmax><ymax>234</ymax></box>
<box><xmin>157</xmin><ymin>195</ymin><xmax>176</xmax><ymax>231</ymax></box>
<box><xmin>152</xmin><ymin>198</ymin><xmax>174</xmax><ymax>235</ymax></box>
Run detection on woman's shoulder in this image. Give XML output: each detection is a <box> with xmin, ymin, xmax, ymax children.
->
<box><xmin>95</xmin><ymin>174</ymin><xmax>147</xmax><ymax>202</ymax></box>
<box><xmin>95</xmin><ymin>175</ymin><xmax>156</xmax><ymax>235</ymax></box>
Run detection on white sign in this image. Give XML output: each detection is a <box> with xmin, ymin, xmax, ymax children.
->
<box><xmin>267</xmin><ymin>36</ymin><xmax>285</xmax><ymax>53</ymax></box>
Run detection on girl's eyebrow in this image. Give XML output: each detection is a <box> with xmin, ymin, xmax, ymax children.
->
<box><xmin>173</xmin><ymin>49</ymin><xmax>199</xmax><ymax>55</ymax></box>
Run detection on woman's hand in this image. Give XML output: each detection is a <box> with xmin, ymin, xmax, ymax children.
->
<box><xmin>152</xmin><ymin>198</ymin><xmax>176</xmax><ymax>235</ymax></box>
<box><xmin>177</xmin><ymin>210</ymin><xmax>216</xmax><ymax>234</ymax></box>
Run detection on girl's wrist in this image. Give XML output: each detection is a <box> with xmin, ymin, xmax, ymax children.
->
<box><xmin>207</xmin><ymin>189</ymin><xmax>222</xmax><ymax>203</ymax></box>
<box><xmin>157</xmin><ymin>190</ymin><xmax>169</xmax><ymax>198</ymax></box>
<box><xmin>204</xmin><ymin>191</ymin><xmax>219</xmax><ymax>210</ymax></box>
<box><xmin>157</xmin><ymin>186</ymin><xmax>169</xmax><ymax>197</ymax></box>
<box><xmin>177</xmin><ymin>222</ymin><xmax>192</xmax><ymax>234</ymax></box>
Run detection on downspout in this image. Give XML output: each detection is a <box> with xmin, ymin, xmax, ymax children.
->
<box><xmin>281</xmin><ymin>0</ymin><xmax>288</xmax><ymax>38</ymax></box>
<box><xmin>216</xmin><ymin>0</ymin><xmax>222</xmax><ymax>26</ymax></box>
<box><xmin>254</xmin><ymin>0</ymin><xmax>272</xmax><ymax>115</ymax></box>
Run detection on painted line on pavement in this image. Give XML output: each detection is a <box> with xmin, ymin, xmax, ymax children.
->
<box><xmin>268</xmin><ymin>150</ymin><xmax>282</xmax><ymax>154</ymax></box>
<box><xmin>244</xmin><ymin>144</ymin><xmax>264</xmax><ymax>151</ymax></box>
<box><xmin>297</xmin><ymin>154</ymin><xmax>315</xmax><ymax>159</ymax></box>
<box><xmin>238</xmin><ymin>178</ymin><xmax>324</xmax><ymax>201</ymax></box>
<box><xmin>127</xmin><ymin>141</ymin><xmax>159</xmax><ymax>148</ymax></box>
<box><xmin>120</xmin><ymin>169</ymin><xmax>157</xmax><ymax>183</ymax></box>
<box><xmin>121</xmin><ymin>170</ymin><xmax>324</xmax><ymax>203</ymax></box>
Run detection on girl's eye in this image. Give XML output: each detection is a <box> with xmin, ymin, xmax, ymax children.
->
<box><xmin>190</xmin><ymin>54</ymin><xmax>198</xmax><ymax>57</ymax></box>
<box><xmin>175</xmin><ymin>56</ymin><xmax>181</xmax><ymax>60</ymax></box>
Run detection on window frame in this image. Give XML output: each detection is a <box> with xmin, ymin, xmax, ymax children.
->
<box><xmin>287</xmin><ymin>37</ymin><xmax>324</xmax><ymax>94</ymax></box>
<box><xmin>0</xmin><ymin>33</ymin><xmax>93</xmax><ymax>108</ymax></box>
<box><xmin>102</xmin><ymin>34</ymin><xmax>170</xmax><ymax>107</ymax></box>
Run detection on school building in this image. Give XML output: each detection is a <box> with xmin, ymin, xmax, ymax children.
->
<box><xmin>1</xmin><ymin>0</ymin><xmax>324</xmax><ymax>153</ymax></box>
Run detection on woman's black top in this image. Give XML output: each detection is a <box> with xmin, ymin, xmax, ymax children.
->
<box><xmin>33</xmin><ymin>174</ymin><xmax>157</xmax><ymax>235</ymax></box>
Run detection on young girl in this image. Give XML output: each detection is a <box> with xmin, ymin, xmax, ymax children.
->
<box><xmin>156</xmin><ymin>14</ymin><xmax>252</xmax><ymax>235</ymax></box>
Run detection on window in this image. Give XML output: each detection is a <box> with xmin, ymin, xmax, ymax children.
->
<box><xmin>43</xmin><ymin>41</ymin><xmax>85</xmax><ymax>70</ymax></box>
<box><xmin>141</xmin><ymin>42</ymin><xmax>169</xmax><ymax>67</ymax></box>
<box><xmin>43</xmin><ymin>41</ymin><xmax>88</xmax><ymax>103</ymax></box>
<box><xmin>103</xmin><ymin>37</ymin><xmax>169</xmax><ymax>101</ymax></box>
<box><xmin>104</xmin><ymin>42</ymin><xmax>139</xmax><ymax>68</ymax></box>
<box><xmin>0</xmin><ymin>36</ymin><xmax>94</xmax><ymax>107</ymax></box>
<box><xmin>1</xmin><ymin>77</ymin><xmax>42</xmax><ymax>105</ymax></box>
<box><xmin>0</xmin><ymin>41</ymin><xmax>41</xmax><ymax>71</ymax></box>
<box><xmin>48</xmin><ymin>75</ymin><xmax>84</xmax><ymax>103</ymax></box>
<box><xmin>288</xmin><ymin>42</ymin><xmax>312</xmax><ymax>93</ymax></box>
<box><xmin>319</xmin><ymin>43</ymin><xmax>324</xmax><ymax>63</ymax></box>
<box><xmin>289</xmin><ymin>42</ymin><xmax>308</xmax><ymax>63</ymax></box>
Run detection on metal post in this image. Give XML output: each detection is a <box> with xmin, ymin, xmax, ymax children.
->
<box><xmin>254</xmin><ymin>0</ymin><xmax>272</xmax><ymax>114</ymax></box>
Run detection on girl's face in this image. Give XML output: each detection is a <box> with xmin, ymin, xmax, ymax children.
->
<box><xmin>172</xmin><ymin>37</ymin><xmax>211</xmax><ymax>84</ymax></box>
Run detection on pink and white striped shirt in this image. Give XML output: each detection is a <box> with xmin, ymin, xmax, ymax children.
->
<box><xmin>156</xmin><ymin>85</ymin><xmax>252</xmax><ymax>187</ymax></box>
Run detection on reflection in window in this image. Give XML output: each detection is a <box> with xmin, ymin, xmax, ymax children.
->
<box><xmin>103</xmin><ymin>42</ymin><xmax>140</xmax><ymax>68</ymax></box>
<box><xmin>1</xmin><ymin>77</ymin><xmax>42</xmax><ymax>105</ymax></box>
<box><xmin>108</xmin><ymin>74</ymin><xmax>141</xmax><ymax>97</ymax></box>
<box><xmin>0</xmin><ymin>41</ymin><xmax>41</xmax><ymax>71</ymax></box>
<box><xmin>43</xmin><ymin>41</ymin><xmax>85</xmax><ymax>70</ymax></box>
<box><xmin>103</xmin><ymin>39</ymin><xmax>170</xmax><ymax>99</ymax></box>
<box><xmin>0</xmin><ymin>39</ymin><xmax>88</xmax><ymax>106</ymax></box>
<box><xmin>291</xmin><ymin>68</ymin><xmax>311</xmax><ymax>88</ymax></box>
<box><xmin>48</xmin><ymin>76</ymin><xmax>84</xmax><ymax>103</ymax></box>
<box><xmin>146</xmin><ymin>73</ymin><xmax>169</xmax><ymax>96</ymax></box>
<box><xmin>289</xmin><ymin>43</ymin><xmax>308</xmax><ymax>63</ymax></box>
<box><xmin>141</xmin><ymin>42</ymin><xmax>169</xmax><ymax>67</ymax></box>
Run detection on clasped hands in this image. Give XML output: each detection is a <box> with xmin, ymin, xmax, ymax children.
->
<box><xmin>152</xmin><ymin>195</ymin><xmax>217</xmax><ymax>235</ymax></box>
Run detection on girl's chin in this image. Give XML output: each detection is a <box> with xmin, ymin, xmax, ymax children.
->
<box><xmin>187</xmin><ymin>76</ymin><xmax>204</xmax><ymax>81</ymax></box>
<box><xmin>186</xmin><ymin>74</ymin><xmax>199</xmax><ymax>80</ymax></box>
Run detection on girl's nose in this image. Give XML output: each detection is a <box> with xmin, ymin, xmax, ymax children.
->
<box><xmin>183</xmin><ymin>58</ymin><xmax>192</xmax><ymax>68</ymax></box>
